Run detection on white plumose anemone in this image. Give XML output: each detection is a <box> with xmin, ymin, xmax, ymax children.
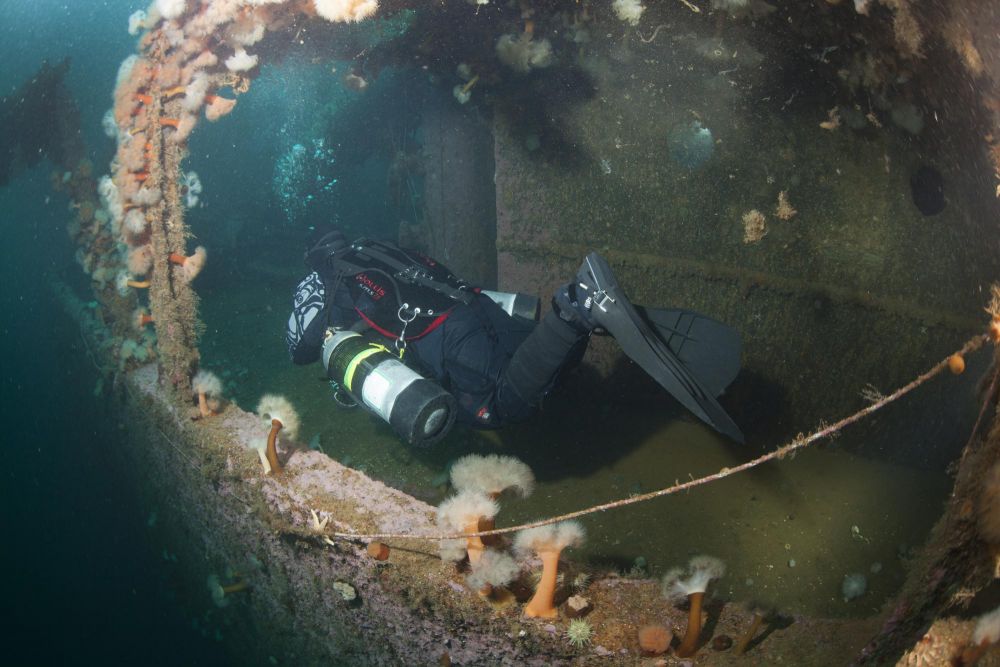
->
<box><xmin>314</xmin><ymin>0</ymin><xmax>378</xmax><ymax>23</ymax></box>
<box><xmin>662</xmin><ymin>555</ymin><xmax>727</xmax><ymax>601</ymax></box>
<box><xmin>466</xmin><ymin>549</ymin><xmax>519</xmax><ymax>592</ymax></box>
<box><xmin>436</xmin><ymin>490</ymin><xmax>499</xmax><ymax>565</ymax></box>
<box><xmin>450</xmin><ymin>454</ymin><xmax>535</xmax><ymax>498</ymax></box>
<box><xmin>256</xmin><ymin>394</ymin><xmax>300</xmax><ymax>439</ymax></box>
<box><xmin>192</xmin><ymin>369</ymin><xmax>222</xmax><ymax>398</ymax></box>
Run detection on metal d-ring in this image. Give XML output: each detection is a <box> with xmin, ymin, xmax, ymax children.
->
<box><xmin>396</xmin><ymin>303</ymin><xmax>421</xmax><ymax>351</ymax></box>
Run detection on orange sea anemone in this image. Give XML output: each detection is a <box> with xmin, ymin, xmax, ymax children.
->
<box><xmin>127</xmin><ymin>245</ymin><xmax>153</xmax><ymax>276</ymax></box>
<box><xmin>255</xmin><ymin>394</ymin><xmax>300</xmax><ymax>475</ymax></box>
<box><xmin>204</xmin><ymin>94</ymin><xmax>237</xmax><ymax>121</ymax></box>
<box><xmin>168</xmin><ymin>246</ymin><xmax>207</xmax><ymax>282</ymax></box>
<box><xmin>734</xmin><ymin>607</ymin><xmax>768</xmax><ymax>655</ymax></box>
<box><xmin>192</xmin><ymin>369</ymin><xmax>223</xmax><ymax>419</ymax></box>
<box><xmin>207</xmin><ymin>573</ymin><xmax>249</xmax><ymax>608</ymax></box>
<box><xmin>513</xmin><ymin>521</ymin><xmax>586</xmax><ymax>618</ymax></box>
<box><xmin>990</xmin><ymin>318</ymin><xmax>1000</xmax><ymax>344</ymax></box>
<box><xmin>133</xmin><ymin>307</ymin><xmax>154</xmax><ymax>331</ymax></box>
<box><xmin>436</xmin><ymin>490</ymin><xmax>499</xmax><ymax>565</ymax></box>
<box><xmin>662</xmin><ymin>555</ymin><xmax>726</xmax><ymax>657</ymax></box>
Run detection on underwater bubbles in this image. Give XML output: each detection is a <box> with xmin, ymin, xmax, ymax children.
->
<box><xmin>668</xmin><ymin>120</ymin><xmax>714</xmax><ymax>169</ymax></box>
<box><xmin>272</xmin><ymin>139</ymin><xmax>338</xmax><ymax>225</ymax></box>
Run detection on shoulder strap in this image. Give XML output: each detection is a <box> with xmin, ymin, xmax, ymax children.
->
<box><xmin>333</xmin><ymin>239</ymin><xmax>475</xmax><ymax>306</ymax></box>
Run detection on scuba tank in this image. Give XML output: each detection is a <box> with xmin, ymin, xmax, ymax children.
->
<box><xmin>322</xmin><ymin>328</ymin><xmax>456</xmax><ymax>446</ymax></box>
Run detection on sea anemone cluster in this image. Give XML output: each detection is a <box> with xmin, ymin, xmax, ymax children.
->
<box><xmin>89</xmin><ymin>0</ymin><xmax>383</xmax><ymax>383</ymax></box>
<box><xmin>435</xmin><ymin>455</ymin><xmax>588</xmax><ymax>623</ymax></box>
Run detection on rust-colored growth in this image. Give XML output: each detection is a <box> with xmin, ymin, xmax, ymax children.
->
<box><xmin>159</xmin><ymin>117</ymin><xmax>180</xmax><ymax>129</ymax></box>
<box><xmin>266</xmin><ymin>418</ymin><xmax>284</xmax><ymax>474</ymax></box>
<box><xmin>948</xmin><ymin>354</ymin><xmax>966</xmax><ymax>375</ymax></box>
<box><xmin>366</xmin><ymin>541</ymin><xmax>391</xmax><ymax>561</ymax></box>
<box><xmin>135</xmin><ymin>171</ymin><xmax>150</xmax><ymax>182</ymax></box>
<box><xmin>168</xmin><ymin>252</ymin><xmax>187</xmax><ymax>266</ymax></box>
<box><xmin>676</xmin><ymin>591</ymin><xmax>706</xmax><ymax>657</ymax></box>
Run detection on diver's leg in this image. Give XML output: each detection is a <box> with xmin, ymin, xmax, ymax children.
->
<box><xmin>495</xmin><ymin>309</ymin><xmax>589</xmax><ymax>421</ymax></box>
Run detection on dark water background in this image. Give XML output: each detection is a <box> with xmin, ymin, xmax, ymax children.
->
<box><xmin>1</xmin><ymin>2</ymin><xmax>231</xmax><ymax>664</ymax></box>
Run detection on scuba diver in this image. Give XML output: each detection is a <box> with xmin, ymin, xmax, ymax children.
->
<box><xmin>287</xmin><ymin>228</ymin><xmax>744</xmax><ymax>446</ymax></box>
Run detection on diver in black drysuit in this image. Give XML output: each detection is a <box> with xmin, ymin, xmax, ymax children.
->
<box><xmin>287</xmin><ymin>229</ymin><xmax>745</xmax><ymax>444</ymax></box>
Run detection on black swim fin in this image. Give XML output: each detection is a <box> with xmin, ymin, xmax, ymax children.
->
<box><xmin>635</xmin><ymin>305</ymin><xmax>742</xmax><ymax>399</ymax></box>
<box><xmin>575</xmin><ymin>253</ymin><xmax>745</xmax><ymax>443</ymax></box>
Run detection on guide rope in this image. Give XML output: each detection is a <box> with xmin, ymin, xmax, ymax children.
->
<box><xmin>326</xmin><ymin>332</ymin><xmax>991</xmax><ymax>543</ymax></box>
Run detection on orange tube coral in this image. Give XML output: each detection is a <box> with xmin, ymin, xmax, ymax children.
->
<box><xmin>135</xmin><ymin>92</ymin><xmax>153</xmax><ymax>106</ymax></box>
<box><xmin>159</xmin><ymin>117</ymin><xmax>180</xmax><ymax>129</ymax></box>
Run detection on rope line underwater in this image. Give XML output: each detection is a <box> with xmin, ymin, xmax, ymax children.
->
<box><xmin>326</xmin><ymin>332</ymin><xmax>991</xmax><ymax>544</ymax></box>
